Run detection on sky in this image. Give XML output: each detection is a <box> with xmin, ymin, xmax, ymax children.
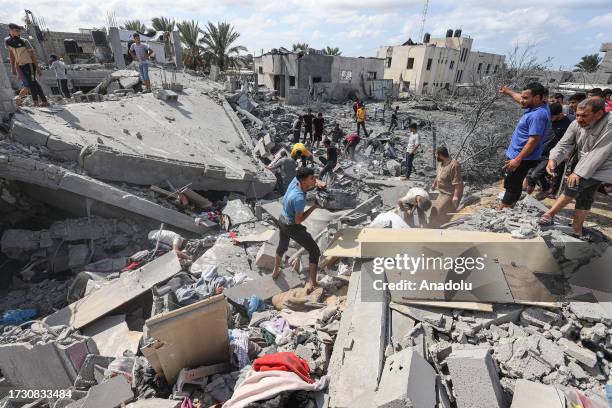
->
<box><xmin>1</xmin><ymin>0</ymin><xmax>610</xmax><ymax>69</ymax></box>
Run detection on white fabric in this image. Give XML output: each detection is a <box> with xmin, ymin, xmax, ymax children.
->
<box><xmin>400</xmin><ymin>187</ymin><xmax>429</xmax><ymax>206</ymax></box>
<box><xmin>147</xmin><ymin>229</ymin><xmax>183</xmax><ymax>248</ymax></box>
<box><xmin>367</xmin><ymin>211</ymin><xmax>411</xmax><ymax>229</ymax></box>
<box><xmin>406</xmin><ymin>132</ymin><xmax>420</xmax><ymax>152</ymax></box>
<box><xmin>51</xmin><ymin>60</ymin><xmax>67</xmax><ymax>80</ymax></box>
<box><xmin>222</xmin><ymin>370</ymin><xmax>329</xmax><ymax>408</ymax></box>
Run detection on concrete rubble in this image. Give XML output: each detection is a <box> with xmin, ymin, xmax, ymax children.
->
<box><xmin>0</xmin><ymin>27</ymin><xmax>610</xmax><ymax>408</ymax></box>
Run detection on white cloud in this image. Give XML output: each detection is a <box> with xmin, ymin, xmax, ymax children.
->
<box><xmin>588</xmin><ymin>13</ymin><xmax>612</xmax><ymax>27</ymax></box>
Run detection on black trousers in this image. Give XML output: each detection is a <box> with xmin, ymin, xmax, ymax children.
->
<box><xmin>526</xmin><ymin>159</ymin><xmax>551</xmax><ymax>191</ymax></box>
<box><xmin>303</xmin><ymin>126</ymin><xmax>313</xmax><ymax>143</ymax></box>
<box><xmin>57</xmin><ymin>79</ymin><xmax>70</xmax><ymax>98</ymax></box>
<box><xmin>389</xmin><ymin>118</ymin><xmax>398</xmax><ymax>132</ymax></box>
<box><xmin>502</xmin><ymin>159</ymin><xmax>539</xmax><ymax>205</ymax></box>
<box><xmin>19</xmin><ymin>63</ymin><xmax>47</xmax><ymax>104</ymax></box>
<box><xmin>319</xmin><ymin>158</ymin><xmax>337</xmax><ymax>178</ymax></box>
<box><xmin>357</xmin><ymin>121</ymin><xmax>368</xmax><ymax>137</ymax></box>
<box><xmin>405</xmin><ymin>152</ymin><xmax>415</xmax><ymax>178</ymax></box>
<box><xmin>276</xmin><ymin>223</ymin><xmax>320</xmax><ymax>264</ymax></box>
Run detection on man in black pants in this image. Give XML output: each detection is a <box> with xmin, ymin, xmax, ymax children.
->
<box><xmin>272</xmin><ymin>167</ymin><xmax>321</xmax><ymax>290</ymax></box>
<box><xmin>526</xmin><ymin>102</ymin><xmax>571</xmax><ymax>199</ymax></box>
<box><xmin>303</xmin><ymin>108</ymin><xmax>315</xmax><ymax>144</ymax></box>
<box><xmin>5</xmin><ymin>23</ymin><xmax>48</xmax><ymax>107</ymax></box>
<box><xmin>499</xmin><ymin>82</ymin><xmax>551</xmax><ymax>208</ymax></box>
<box><xmin>319</xmin><ymin>139</ymin><xmax>338</xmax><ymax>179</ymax></box>
<box><xmin>313</xmin><ymin>112</ymin><xmax>325</xmax><ymax>148</ymax></box>
<box><xmin>389</xmin><ymin>106</ymin><xmax>399</xmax><ymax>132</ymax></box>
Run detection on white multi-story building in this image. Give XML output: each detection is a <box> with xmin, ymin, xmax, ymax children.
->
<box><xmin>377</xmin><ymin>29</ymin><xmax>505</xmax><ymax>95</ymax></box>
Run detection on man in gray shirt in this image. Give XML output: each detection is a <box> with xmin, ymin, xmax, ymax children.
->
<box><xmin>267</xmin><ymin>150</ymin><xmax>297</xmax><ymax>194</ymax></box>
<box><xmin>129</xmin><ymin>33</ymin><xmax>154</xmax><ymax>92</ymax></box>
<box><xmin>538</xmin><ymin>98</ymin><xmax>611</xmax><ymax>240</ymax></box>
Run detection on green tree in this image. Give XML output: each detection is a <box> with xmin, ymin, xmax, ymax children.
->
<box><xmin>292</xmin><ymin>43</ymin><xmax>310</xmax><ymax>53</ymax></box>
<box><xmin>574</xmin><ymin>54</ymin><xmax>602</xmax><ymax>73</ymax></box>
<box><xmin>177</xmin><ymin>20</ymin><xmax>205</xmax><ymax>70</ymax></box>
<box><xmin>199</xmin><ymin>21</ymin><xmax>247</xmax><ymax>71</ymax></box>
<box><xmin>122</xmin><ymin>19</ymin><xmax>146</xmax><ymax>32</ymax></box>
<box><xmin>151</xmin><ymin>16</ymin><xmax>175</xmax><ymax>32</ymax></box>
<box><xmin>323</xmin><ymin>46</ymin><xmax>341</xmax><ymax>56</ymax></box>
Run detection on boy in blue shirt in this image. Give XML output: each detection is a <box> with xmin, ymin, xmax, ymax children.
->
<box><xmin>499</xmin><ymin>82</ymin><xmax>551</xmax><ymax>207</ymax></box>
<box><xmin>272</xmin><ymin>167</ymin><xmax>321</xmax><ymax>290</ymax></box>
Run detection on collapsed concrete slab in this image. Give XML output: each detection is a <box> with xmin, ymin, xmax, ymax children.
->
<box><xmin>0</xmin><ymin>153</ymin><xmax>209</xmax><ymax>234</ymax></box>
<box><xmin>0</xmin><ymin>336</ymin><xmax>98</xmax><ymax>389</ymax></box>
<box><xmin>327</xmin><ymin>260</ymin><xmax>387</xmax><ymax>408</ymax></box>
<box><xmin>44</xmin><ymin>251</ymin><xmax>181</xmax><ymax>329</ymax></box>
<box><xmin>446</xmin><ymin>347</ymin><xmax>506</xmax><ymax>408</ymax></box>
<box><xmin>510</xmin><ymin>379</ymin><xmax>564</xmax><ymax>408</ymax></box>
<box><xmin>375</xmin><ymin>348</ymin><xmax>436</xmax><ymax>408</ymax></box>
<box><xmin>9</xmin><ymin>71</ymin><xmax>275</xmax><ymax>197</ymax></box>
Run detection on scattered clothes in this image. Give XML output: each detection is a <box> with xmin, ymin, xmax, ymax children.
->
<box><xmin>230</xmin><ymin>329</ymin><xmax>251</xmax><ymax>369</ymax></box>
<box><xmin>176</xmin><ymin>263</ymin><xmax>248</xmax><ymax>305</ymax></box>
<box><xmin>244</xmin><ymin>390</ymin><xmax>315</xmax><ymax>408</ymax></box>
<box><xmin>272</xmin><ymin>288</ymin><xmax>323</xmax><ymax>311</ymax></box>
<box><xmin>181</xmin><ymin>397</ymin><xmax>195</xmax><ymax>408</ymax></box>
<box><xmin>248</xmin><ymin>295</ymin><xmax>265</xmax><ymax>318</ymax></box>
<box><xmin>222</xmin><ymin>370</ymin><xmax>329</xmax><ymax>408</ymax></box>
<box><xmin>253</xmin><ymin>352</ymin><xmax>313</xmax><ymax>384</ymax></box>
<box><xmin>260</xmin><ymin>316</ymin><xmax>291</xmax><ymax>338</ymax></box>
<box><xmin>0</xmin><ymin>309</ymin><xmax>38</xmax><ymax>326</ymax></box>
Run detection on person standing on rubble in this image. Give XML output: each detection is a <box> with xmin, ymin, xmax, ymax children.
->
<box><xmin>272</xmin><ymin>167</ymin><xmax>322</xmax><ymax>291</ymax></box>
<box><xmin>331</xmin><ymin>123</ymin><xmax>344</xmax><ymax>145</ymax></box>
<box><xmin>343</xmin><ymin>133</ymin><xmax>361</xmax><ymax>160</ymax></box>
<box><xmin>352</xmin><ymin>98</ymin><xmax>363</xmax><ymax>119</ymax></box>
<box><xmin>5</xmin><ymin>23</ymin><xmax>48</xmax><ymax>107</ymax></box>
<box><xmin>428</xmin><ymin>146</ymin><xmax>464</xmax><ymax>228</ymax></box>
<box><xmin>498</xmin><ymin>82</ymin><xmax>551</xmax><ymax>208</ymax></box>
<box><xmin>356</xmin><ymin>104</ymin><xmax>369</xmax><ymax>137</ymax></box>
<box><xmin>49</xmin><ymin>54</ymin><xmax>70</xmax><ymax>98</ymax></box>
<box><xmin>389</xmin><ymin>106</ymin><xmax>400</xmax><ymax>132</ymax></box>
<box><xmin>129</xmin><ymin>33</ymin><xmax>154</xmax><ymax>93</ymax></box>
<box><xmin>292</xmin><ymin>115</ymin><xmax>303</xmax><ymax>144</ymax></box>
<box><xmin>313</xmin><ymin>112</ymin><xmax>325</xmax><ymax>148</ymax></box>
<box><xmin>401</xmin><ymin>123</ymin><xmax>420</xmax><ymax>180</ymax></box>
<box><xmin>538</xmin><ymin>98</ymin><xmax>611</xmax><ymax>241</ymax></box>
<box><xmin>303</xmin><ymin>109</ymin><xmax>315</xmax><ymax>144</ymax></box>
<box><xmin>319</xmin><ymin>139</ymin><xmax>338</xmax><ymax>179</ymax></box>
<box><xmin>526</xmin><ymin>102</ymin><xmax>572</xmax><ymax>199</ymax></box>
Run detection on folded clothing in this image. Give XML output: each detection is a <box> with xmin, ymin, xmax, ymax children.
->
<box><xmin>253</xmin><ymin>352</ymin><xmax>312</xmax><ymax>384</ymax></box>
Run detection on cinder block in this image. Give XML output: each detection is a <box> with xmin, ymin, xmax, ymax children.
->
<box><xmin>375</xmin><ymin>348</ymin><xmax>436</xmax><ymax>408</ymax></box>
<box><xmin>446</xmin><ymin>347</ymin><xmax>506</xmax><ymax>408</ymax></box>
<box><xmin>510</xmin><ymin>379</ymin><xmax>564</xmax><ymax>408</ymax></box>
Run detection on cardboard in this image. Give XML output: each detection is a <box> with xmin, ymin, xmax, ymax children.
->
<box><xmin>145</xmin><ymin>295</ymin><xmax>230</xmax><ymax>384</ymax></box>
<box><xmin>82</xmin><ymin>315</ymin><xmax>141</xmax><ymax>358</ymax></box>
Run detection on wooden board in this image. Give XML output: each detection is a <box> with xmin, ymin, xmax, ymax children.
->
<box><xmin>45</xmin><ymin>252</ymin><xmax>181</xmax><ymax>329</ymax></box>
<box><xmin>145</xmin><ymin>295</ymin><xmax>230</xmax><ymax>384</ymax></box>
<box><xmin>398</xmin><ymin>300</ymin><xmax>494</xmax><ymax>312</ymax></box>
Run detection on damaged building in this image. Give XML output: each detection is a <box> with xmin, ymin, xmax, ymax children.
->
<box><xmin>254</xmin><ymin>49</ymin><xmax>389</xmax><ymax>104</ymax></box>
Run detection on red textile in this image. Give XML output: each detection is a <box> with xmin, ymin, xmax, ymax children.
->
<box><xmin>252</xmin><ymin>352</ymin><xmax>313</xmax><ymax>384</ymax></box>
<box><xmin>121</xmin><ymin>261</ymin><xmax>140</xmax><ymax>272</ymax></box>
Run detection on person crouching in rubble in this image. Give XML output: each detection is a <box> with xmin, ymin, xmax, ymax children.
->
<box><xmin>537</xmin><ymin>97</ymin><xmax>611</xmax><ymax>241</ymax></box>
<box><xmin>148</xmin><ymin>229</ymin><xmax>191</xmax><ymax>260</ymax></box>
<box><xmin>266</xmin><ymin>149</ymin><xmax>297</xmax><ymax>194</ymax></box>
<box><xmin>396</xmin><ymin>187</ymin><xmax>432</xmax><ymax>227</ymax></box>
<box><xmin>343</xmin><ymin>133</ymin><xmax>361</xmax><ymax>160</ymax></box>
<box><xmin>291</xmin><ymin>142</ymin><xmax>314</xmax><ymax>167</ymax></box>
<box><xmin>273</xmin><ymin>167</ymin><xmax>323</xmax><ymax>291</ymax></box>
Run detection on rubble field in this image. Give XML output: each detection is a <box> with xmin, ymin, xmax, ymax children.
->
<box><xmin>0</xmin><ymin>64</ymin><xmax>610</xmax><ymax>408</ymax></box>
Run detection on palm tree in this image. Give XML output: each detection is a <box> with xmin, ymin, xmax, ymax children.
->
<box><xmin>177</xmin><ymin>20</ymin><xmax>204</xmax><ymax>71</ymax></box>
<box><xmin>122</xmin><ymin>20</ymin><xmax>146</xmax><ymax>32</ymax></box>
<box><xmin>292</xmin><ymin>43</ymin><xmax>310</xmax><ymax>53</ymax></box>
<box><xmin>199</xmin><ymin>21</ymin><xmax>247</xmax><ymax>71</ymax></box>
<box><xmin>574</xmin><ymin>54</ymin><xmax>602</xmax><ymax>73</ymax></box>
<box><xmin>323</xmin><ymin>46</ymin><xmax>341</xmax><ymax>56</ymax></box>
<box><xmin>151</xmin><ymin>16</ymin><xmax>175</xmax><ymax>32</ymax></box>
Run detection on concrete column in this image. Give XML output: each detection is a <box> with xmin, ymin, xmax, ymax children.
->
<box><xmin>108</xmin><ymin>27</ymin><xmax>125</xmax><ymax>69</ymax></box>
<box><xmin>0</xmin><ymin>61</ymin><xmax>16</xmax><ymax>119</ymax></box>
<box><xmin>172</xmin><ymin>31</ymin><xmax>183</xmax><ymax>70</ymax></box>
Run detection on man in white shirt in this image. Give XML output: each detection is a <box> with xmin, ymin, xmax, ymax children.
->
<box><xmin>148</xmin><ymin>229</ymin><xmax>190</xmax><ymax>259</ymax></box>
<box><xmin>402</xmin><ymin>123</ymin><xmax>420</xmax><ymax>180</ymax></box>
<box><xmin>49</xmin><ymin>54</ymin><xmax>70</xmax><ymax>98</ymax></box>
<box><xmin>397</xmin><ymin>187</ymin><xmax>431</xmax><ymax>227</ymax></box>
